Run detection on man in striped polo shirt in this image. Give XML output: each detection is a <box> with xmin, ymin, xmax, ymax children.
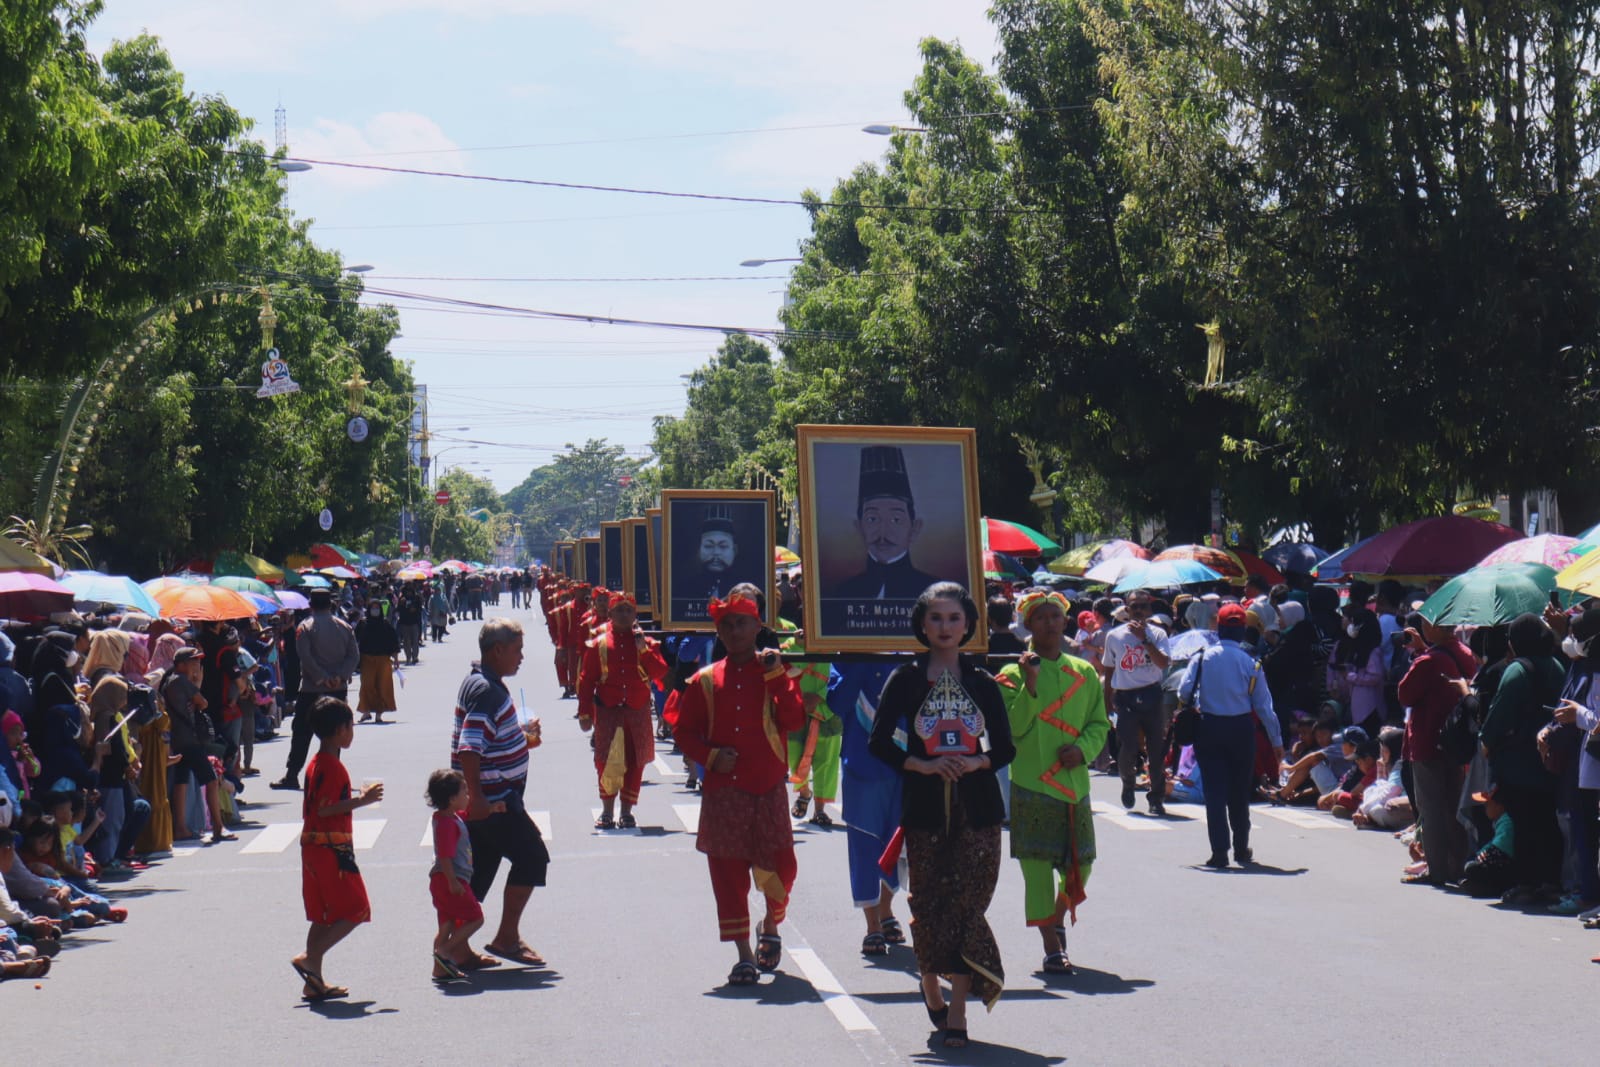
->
<box><xmin>452</xmin><ymin>618</ymin><xmax>550</xmax><ymax>967</ymax></box>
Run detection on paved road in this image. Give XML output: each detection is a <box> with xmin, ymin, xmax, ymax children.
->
<box><xmin>10</xmin><ymin>606</ymin><xmax>1597</xmax><ymax>1065</ymax></box>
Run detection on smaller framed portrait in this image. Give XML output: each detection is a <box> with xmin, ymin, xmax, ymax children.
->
<box><xmin>796</xmin><ymin>424</ymin><xmax>986</xmax><ymax>653</ymax></box>
<box><xmin>647</xmin><ymin>508</ymin><xmax>663</xmax><ymax>611</ymax></box>
<box><xmin>578</xmin><ymin>536</ymin><xmax>600</xmax><ymax>584</ymax></box>
<box><xmin>660</xmin><ymin>489</ymin><xmax>776</xmax><ymax>631</ymax></box>
<box><xmin>600</xmin><ymin>521</ymin><xmax>625</xmax><ymax>591</ymax></box>
<box><xmin>623</xmin><ymin>517</ymin><xmax>653</xmax><ymax>615</ymax></box>
<box><xmin>553</xmin><ymin>540</ymin><xmax>574</xmax><ymax>577</ymax></box>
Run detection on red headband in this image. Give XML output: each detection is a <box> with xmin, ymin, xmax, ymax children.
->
<box><xmin>609</xmin><ymin>592</ymin><xmax>637</xmax><ymax>608</ymax></box>
<box><xmin>707</xmin><ymin>595</ymin><xmax>761</xmax><ymax>623</ymax></box>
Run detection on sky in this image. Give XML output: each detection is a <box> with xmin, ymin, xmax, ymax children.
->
<box><xmin>90</xmin><ymin>1</ymin><xmax>999</xmax><ymax>493</ymax></box>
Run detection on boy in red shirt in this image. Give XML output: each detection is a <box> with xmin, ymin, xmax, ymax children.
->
<box><xmin>673</xmin><ymin>594</ymin><xmax>805</xmax><ymax>986</ymax></box>
<box><xmin>291</xmin><ymin>697</ymin><xmax>382</xmax><ymax>1001</ymax></box>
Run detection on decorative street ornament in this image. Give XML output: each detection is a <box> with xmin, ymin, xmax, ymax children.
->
<box><xmin>256</xmin><ymin>348</ymin><xmax>301</xmax><ymax>398</ymax></box>
<box><xmin>347</xmin><ymin>416</ymin><xmax>370</xmax><ymax>443</ymax></box>
<box><xmin>318</xmin><ymin>508</ymin><xmax>334</xmax><ymax>531</ymax></box>
<box><xmin>344</xmin><ymin>368</ymin><xmax>369</xmax><ymax>414</ymax></box>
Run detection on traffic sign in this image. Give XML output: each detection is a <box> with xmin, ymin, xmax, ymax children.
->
<box><xmin>435</xmin><ymin>490</ymin><xmax>451</xmax><ymax>506</ymax></box>
<box><xmin>399</xmin><ymin>541</ymin><xmax>412</xmax><ymax>553</ymax></box>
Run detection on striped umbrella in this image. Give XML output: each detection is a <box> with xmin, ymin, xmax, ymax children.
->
<box><xmin>1048</xmin><ymin>539</ymin><xmax>1149</xmax><ymax>576</ymax></box>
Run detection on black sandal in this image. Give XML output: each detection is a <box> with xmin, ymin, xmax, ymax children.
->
<box><xmin>617</xmin><ymin>812</ymin><xmax>637</xmax><ymax>829</ymax></box>
<box><xmin>808</xmin><ymin>810</ymin><xmax>834</xmax><ymax>827</ymax></box>
<box><xmin>756</xmin><ymin>934</ymin><xmax>782</xmax><ymax>971</ymax></box>
<box><xmin>727</xmin><ymin>960</ymin><xmax>760</xmax><ymax>986</ymax></box>
<box><xmin>861</xmin><ymin>932</ymin><xmax>889</xmax><ymax>957</ymax></box>
<box><xmin>1043</xmin><ymin>951</ymin><xmax>1073</xmax><ymax>974</ymax></box>
<box><xmin>923</xmin><ymin>988</ymin><xmax>949</xmax><ymax>1030</ymax></box>
<box><xmin>594</xmin><ymin>814</ymin><xmax>616</xmax><ymax>830</ymax></box>
<box><xmin>943</xmin><ymin>1028</ymin><xmax>969</xmax><ymax>1048</ymax></box>
<box><xmin>792</xmin><ymin>795</ymin><xmax>810</xmax><ymax>819</ymax></box>
<box><xmin>880</xmin><ymin>916</ymin><xmax>906</xmax><ymax>944</ymax></box>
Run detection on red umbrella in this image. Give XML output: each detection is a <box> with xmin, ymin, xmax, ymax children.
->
<box><xmin>1340</xmin><ymin>516</ymin><xmax>1521</xmax><ymax>579</ymax></box>
<box><xmin>0</xmin><ymin>572</ymin><xmax>77</xmax><ymax>620</ymax></box>
<box><xmin>1233</xmin><ymin>551</ymin><xmax>1285</xmax><ymax>586</ymax></box>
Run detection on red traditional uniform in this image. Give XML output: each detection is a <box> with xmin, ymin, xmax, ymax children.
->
<box><xmin>578</xmin><ymin>621</ymin><xmax>669</xmax><ymax>805</ymax></box>
<box><xmin>674</xmin><ymin>636</ymin><xmax>806</xmax><ymax>942</ymax></box>
<box><xmin>300</xmin><ymin>752</ymin><xmax>371</xmax><ymax>925</ymax></box>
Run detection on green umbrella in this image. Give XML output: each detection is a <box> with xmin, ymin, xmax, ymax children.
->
<box><xmin>212</xmin><ymin>575</ymin><xmax>279</xmax><ymax>600</ymax></box>
<box><xmin>1418</xmin><ymin>562</ymin><xmax>1570</xmax><ymax>626</ymax></box>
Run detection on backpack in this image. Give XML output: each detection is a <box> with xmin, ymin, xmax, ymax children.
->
<box><xmin>1440</xmin><ymin>693</ymin><xmax>1481</xmax><ymax>765</ymax></box>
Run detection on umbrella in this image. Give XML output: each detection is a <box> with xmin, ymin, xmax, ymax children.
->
<box><xmin>292</xmin><ymin>573</ymin><xmax>332</xmax><ymax>589</ymax></box>
<box><xmin>1475</xmin><ymin>534</ymin><xmax>1581</xmax><ymax>572</ymax></box>
<box><xmin>0</xmin><ymin>572</ymin><xmax>76</xmax><ymax>619</ymax></box>
<box><xmin>437</xmin><ymin>560</ymin><xmax>469</xmax><ymax>573</ymax></box>
<box><xmin>0</xmin><ymin>538</ymin><xmax>55</xmax><ymax>576</ymax></box>
<box><xmin>151</xmin><ymin>583</ymin><xmax>261</xmax><ymax>621</ymax></box>
<box><xmin>1310</xmin><ymin>536</ymin><xmax>1378</xmax><ymax>582</ymax></box>
<box><xmin>213</xmin><ymin>550</ymin><xmax>285</xmax><ymax>584</ymax></box>
<box><xmin>141</xmin><ymin>575</ymin><xmax>202</xmax><ymax>595</ymax></box>
<box><xmin>395</xmin><ymin>568</ymin><xmax>431</xmax><ymax>581</ymax></box>
<box><xmin>1233</xmin><ymin>550</ymin><xmax>1285</xmax><ymax>586</ymax></box>
<box><xmin>316</xmin><ymin>566</ymin><xmax>360</xmax><ymax>581</ymax></box>
<box><xmin>275</xmin><ymin>590</ymin><xmax>311</xmax><ymax>610</ymax></box>
<box><xmin>243</xmin><ymin>592</ymin><xmax>285</xmax><ymax>616</ymax></box>
<box><xmin>1167</xmin><ymin>629</ymin><xmax>1218</xmax><ymax>662</ymax></box>
<box><xmin>984</xmin><ymin>550</ymin><xmax>1033</xmax><ymax>582</ymax></box>
<box><xmin>983</xmin><ymin>517</ymin><xmax>1061</xmax><ymax>555</ymax></box>
<box><xmin>1261</xmin><ymin>542</ymin><xmax>1329</xmax><ymax>576</ymax></box>
<box><xmin>309</xmin><ymin>543</ymin><xmax>360</xmax><ymax>569</ymax></box>
<box><xmin>60</xmin><ymin>571</ymin><xmax>162</xmax><ymax>615</ymax></box>
<box><xmin>1555</xmin><ymin>550</ymin><xmax>1600</xmax><ymax>597</ymax></box>
<box><xmin>211</xmin><ymin>575</ymin><xmax>279</xmax><ymax>599</ymax></box>
<box><xmin>775</xmin><ymin>546</ymin><xmax>800</xmax><ymax>565</ymax></box>
<box><xmin>1153</xmin><ymin>544</ymin><xmax>1249</xmax><ymax>582</ymax></box>
<box><xmin>1420</xmin><ymin>563</ymin><xmax>1568</xmax><ymax>626</ymax></box>
<box><xmin>1113</xmin><ymin>558</ymin><xmax>1224</xmax><ymax>593</ymax></box>
<box><xmin>1340</xmin><ymin>516</ymin><xmax>1520</xmax><ymax>580</ymax></box>
<box><xmin>1083</xmin><ymin>555</ymin><xmax>1151</xmax><ymax>586</ymax></box>
<box><xmin>1048</xmin><ymin>539</ymin><xmax>1149</xmax><ymax>576</ymax></box>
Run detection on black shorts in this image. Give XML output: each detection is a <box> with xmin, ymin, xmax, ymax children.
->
<box><xmin>173</xmin><ymin>747</ymin><xmax>217</xmax><ymax>786</ymax></box>
<box><xmin>466</xmin><ymin>794</ymin><xmax>549</xmax><ymax>898</ymax></box>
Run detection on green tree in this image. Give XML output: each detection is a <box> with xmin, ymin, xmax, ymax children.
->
<box><xmin>503</xmin><ymin>440</ymin><xmax>650</xmax><ymax>560</ymax></box>
<box><xmin>651</xmin><ymin>333</ymin><xmax>778</xmax><ymax>489</ymax></box>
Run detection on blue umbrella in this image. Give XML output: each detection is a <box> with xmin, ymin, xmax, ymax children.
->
<box><xmin>294</xmin><ymin>574</ymin><xmax>333</xmax><ymax>589</ymax></box>
<box><xmin>243</xmin><ymin>592</ymin><xmax>285</xmax><ymax>616</ymax></box>
<box><xmin>61</xmin><ymin>571</ymin><xmax>162</xmax><ymax>615</ymax></box>
<box><xmin>1310</xmin><ymin>536</ymin><xmax>1378</xmax><ymax>582</ymax></box>
<box><xmin>1113</xmin><ymin>559</ymin><xmax>1224</xmax><ymax>593</ymax></box>
<box><xmin>1262</xmin><ymin>542</ymin><xmax>1329</xmax><ymax>575</ymax></box>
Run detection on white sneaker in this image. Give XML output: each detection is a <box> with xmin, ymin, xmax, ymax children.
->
<box><xmin>1578</xmin><ymin>903</ymin><xmax>1600</xmax><ymax>922</ymax></box>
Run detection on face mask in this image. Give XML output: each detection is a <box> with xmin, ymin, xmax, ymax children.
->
<box><xmin>1562</xmin><ymin>634</ymin><xmax>1591</xmax><ymax>660</ymax></box>
<box><xmin>1345</xmin><ymin>624</ymin><xmax>1360</xmax><ymax>639</ymax></box>
<box><xmin>66</xmin><ymin>650</ymin><xmax>80</xmax><ymax>669</ymax></box>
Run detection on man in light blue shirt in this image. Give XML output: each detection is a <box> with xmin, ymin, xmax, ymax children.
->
<box><xmin>1179</xmin><ymin>603</ymin><xmax>1284</xmax><ymax>868</ymax></box>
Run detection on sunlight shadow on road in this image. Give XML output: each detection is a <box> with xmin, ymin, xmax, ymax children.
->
<box><xmin>300</xmin><ymin>999</ymin><xmax>399</xmax><ymax>1019</ymax></box>
<box><xmin>911</xmin><ymin>1034</ymin><xmax>1066</xmax><ymax>1066</ymax></box>
<box><xmin>436</xmin><ymin>966</ymin><xmax>565</xmax><ymax>997</ymax></box>
<box><xmin>703</xmin><ymin>970</ymin><xmax>819</xmax><ymax>1005</ymax></box>
<box><xmin>1036</xmin><ymin>965</ymin><xmax>1153</xmax><ymax>995</ymax></box>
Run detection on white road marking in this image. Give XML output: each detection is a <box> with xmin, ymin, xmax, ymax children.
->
<box><xmin>352</xmin><ymin>819</ymin><xmax>385</xmax><ymax>850</ymax></box>
<box><xmin>169</xmin><ymin>847</ymin><xmax>199</xmax><ymax>859</ymax></box>
<box><xmin>651</xmin><ymin>754</ymin><xmax>675</xmax><ymax>777</ymax></box>
<box><xmin>241</xmin><ymin>823</ymin><xmax>300</xmax><ymax>854</ymax></box>
<box><xmin>419</xmin><ymin>810</ymin><xmax>552</xmax><ymax>845</ymax></box>
<box><xmin>788</xmin><ymin>947</ymin><xmax>877</xmax><ymax>1032</ymax></box>
<box><xmin>672</xmin><ymin>803</ymin><xmax>701</xmax><ymax>834</ymax></box>
<box><xmin>1256</xmin><ymin>807</ymin><xmax>1340</xmax><ymax>831</ymax></box>
<box><xmin>1096</xmin><ymin>808</ymin><xmax>1172</xmax><ymax>832</ymax></box>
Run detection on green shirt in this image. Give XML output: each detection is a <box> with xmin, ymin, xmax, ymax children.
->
<box><xmin>997</xmin><ymin>650</ymin><xmax>1110</xmax><ymax>804</ymax></box>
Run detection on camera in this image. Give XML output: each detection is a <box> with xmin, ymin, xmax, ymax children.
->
<box><xmin>125</xmin><ymin>683</ymin><xmax>159</xmax><ymax>726</ymax></box>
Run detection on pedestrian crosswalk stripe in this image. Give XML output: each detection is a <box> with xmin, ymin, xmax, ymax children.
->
<box><xmin>1096</xmin><ymin>808</ymin><xmax>1172</xmax><ymax>832</ymax></box>
<box><xmin>241</xmin><ymin>819</ymin><xmax>386</xmax><ymax>855</ymax></box>
<box><xmin>418</xmin><ymin>810</ymin><xmax>552</xmax><ymax>847</ymax></box>
<box><xmin>591</xmin><ymin>808</ymin><xmax>643</xmax><ymax>836</ymax></box>
<box><xmin>651</xmin><ymin>754</ymin><xmax>675</xmax><ymax>777</ymax></box>
<box><xmin>672</xmin><ymin>804</ymin><xmax>701</xmax><ymax>834</ymax></box>
<box><xmin>1256</xmin><ymin>807</ymin><xmax>1340</xmax><ymax>831</ymax></box>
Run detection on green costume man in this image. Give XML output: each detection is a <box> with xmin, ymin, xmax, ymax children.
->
<box><xmin>778</xmin><ymin>617</ymin><xmax>839</xmax><ymax>825</ymax></box>
<box><xmin>996</xmin><ymin>589</ymin><xmax>1110</xmax><ymax>975</ymax></box>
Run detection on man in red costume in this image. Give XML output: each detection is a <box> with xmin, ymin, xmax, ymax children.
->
<box><xmin>578</xmin><ymin>592</ymin><xmax>668</xmax><ymax>829</ymax></box>
<box><xmin>673</xmin><ymin>593</ymin><xmax>805</xmax><ymax>986</ymax></box>
<box><xmin>554</xmin><ymin>584</ymin><xmax>591</xmax><ymax>699</ymax></box>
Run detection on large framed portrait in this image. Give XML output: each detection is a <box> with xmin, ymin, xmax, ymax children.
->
<box><xmin>647</xmin><ymin>508</ymin><xmax>663</xmax><ymax>611</ymax></box>
<box><xmin>797</xmin><ymin>424</ymin><xmax>986</xmax><ymax>653</ymax></box>
<box><xmin>578</xmin><ymin>537</ymin><xmax>600</xmax><ymax>584</ymax></box>
<box><xmin>623</xmin><ymin>518</ymin><xmax>653</xmax><ymax>615</ymax></box>
<box><xmin>561</xmin><ymin>541</ymin><xmax>576</xmax><ymax>578</ymax></box>
<box><xmin>600</xmin><ymin>521</ymin><xmax>624</xmax><ymax>591</ymax></box>
<box><xmin>553</xmin><ymin>540</ymin><xmax>574</xmax><ymax>577</ymax></box>
<box><xmin>660</xmin><ymin>489</ymin><xmax>776</xmax><ymax>631</ymax></box>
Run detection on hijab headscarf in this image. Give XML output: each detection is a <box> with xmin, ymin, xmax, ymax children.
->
<box><xmin>84</xmin><ymin>629</ymin><xmax>131</xmax><ymax>682</ymax></box>
<box><xmin>122</xmin><ymin>633</ymin><xmax>150</xmax><ymax>677</ymax></box>
<box><xmin>148</xmin><ymin>633</ymin><xmax>186</xmax><ymax>675</ymax></box>
<box><xmin>29</xmin><ymin>633</ymin><xmax>79</xmax><ymax>726</ymax></box>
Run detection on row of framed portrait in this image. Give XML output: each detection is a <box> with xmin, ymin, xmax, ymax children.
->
<box><xmin>550</xmin><ymin>424</ymin><xmax>987</xmax><ymax>653</ymax></box>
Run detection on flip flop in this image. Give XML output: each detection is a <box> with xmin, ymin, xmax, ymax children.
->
<box><xmin>432</xmin><ymin>952</ymin><xmax>467</xmax><ymax>981</ymax></box>
<box><xmin>594</xmin><ymin>814</ymin><xmax>616</xmax><ymax>830</ymax></box>
<box><xmin>485</xmin><ymin>943</ymin><xmax>546</xmax><ymax>967</ymax></box>
<box><xmin>291</xmin><ymin>961</ymin><xmax>348</xmax><ymax>1001</ymax></box>
<box><xmin>617</xmin><ymin>812</ymin><xmax>637</xmax><ymax>829</ymax></box>
<box><xmin>1043</xmin><ymin>951</ymin><xmax>1073</xmax><ymax>975</ymax></box>
<box><xmin>791</xmin><ymin>796</ymin><xmax>810</xmax><ymax>819</ymax></box>
<box><xmin>880</xmin><ymin>917</ymin><xmax>906</xmax><ymax>944</ymax></box>
<box><xmin>727</xmin><ymin>960</ymin><xmax>760</xmax><ymax>986</ymax></box>
<box><xmin>303</xmin><ymin>984</ymin><xmax>350</xmax><ymax>1003</ymax></box>
<box><xmin>756</xmin><ymin>934</ymin><xmax>782</xmax><ymax>972</ymax></box>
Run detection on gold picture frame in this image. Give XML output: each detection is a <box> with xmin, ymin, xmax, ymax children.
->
<box><xmin>796</xmin><ymin>423</ymin><xmax>986</xmax><ymax>653</ymax></box>
<box><xmin>578</xmin><ymin>536</ymin><xmax>600</xmax><ymax>584</ymax></box>
<box><xmin>646</xmin><ymin>508</ymin><xmax>663</xmax><ymax>613</ymax></box>
<box><xmin>553</xmin><ymin>540</ymin><xmax>575</xmax><ymax>577</ymax></box>
<box><xmin>622</xmin><ymin>517</ymin><xmax>653</xmax><ymax>615</ymax></box>
<box><xmin>659</xmin><ymin>489</ymin><xmax>777</xmax><ymax>631</ymax></box>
